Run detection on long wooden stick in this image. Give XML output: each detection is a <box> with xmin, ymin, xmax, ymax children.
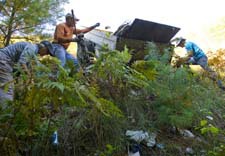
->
<box><xmin>71</xmin><ymin>9</ymin><xmax>77</xmax><ymax>36</ymax></box>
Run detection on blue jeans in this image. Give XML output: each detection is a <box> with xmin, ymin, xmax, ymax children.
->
<box><xmin>52</xmin><ymin>44</ymin><xmax>79</xmax><ymax>67</ymax></box>
<box><xmin>189</xmin><ymin>56</ymin><xmax>224</xmax><ymax>87</ymax></box>
<box><xmin>188</xmin><ymin>56</ymin><xmax>213</xmax><ymax>72</ymax></box>
<box><xmin>65</xmin><ymin>52</ymin><xmax>79</xmax><ymax>67</ymax></box>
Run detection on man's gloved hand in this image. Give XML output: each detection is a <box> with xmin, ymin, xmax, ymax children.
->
<box><xmin>95</xmin><ymin>22</ymin><xmax>100</xmax><ymax>27</ymax></box>
<box><xmin>77</xmin><ymin>33</ymin><xmax>84</xmax><ymax>39</ymax></box>
<box><xmin>90</xmin><ymin>23</ymin><xmax>100</xmax><ymax>29</ymax></box>
<box><xmin>71</xmin><ymin>33</ymin><xmax>84</xmax><ymax>42</ymax></box>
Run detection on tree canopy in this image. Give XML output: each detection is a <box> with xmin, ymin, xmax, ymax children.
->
<box><xmin>0</xmin><ymin>0</ymin><xmax>69</xmax><ymax>46</ymax></box>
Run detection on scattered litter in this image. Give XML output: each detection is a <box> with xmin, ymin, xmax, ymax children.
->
<box><xmin>179</xmin><ymin>129</ymin><xmax>195</xmax><ymax>138</ymax></box>
<box><xmin>185</xmin><ymin>147</ymin><xmax>194</xmax><ymax>155</ymax></box>
<box><xmin>128</xmin><ymin>151</ymin><xmax>140</xmax><ymax>156</ymax></box>
<box><xmin>156</xmin><ymin>143</ymin><xmax>165</xmax><ymax>149</ymax></box>
<box><xmin>146</xmin><ymin>133</ymin><xmax>157</xmax><ymax>147</ymax></box>
<box><xmin>206</xmin><ymin>116</ymin><xmax>213</xmax><ymax>120</ymax></box>
<box><xmin>51</xmin><ymin>131</ymin><xmax>58</xmax><ymax>145</ymax></box>
<box><xmin>126</xmin><ymin>130</ymin><xmax>157</xmax><ymax>147</ymax></box>
<box><xmin>126</xmin><ymin>130</ymin><xmax>148</xmax><ymax>143</ymax></box>
<box><xmin>128</xmin><ymin>144</ymin><xmax>141</xmax><ymax>156</ymax></box>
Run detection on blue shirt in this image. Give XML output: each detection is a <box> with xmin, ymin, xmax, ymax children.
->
<box><xmin>185</xmin><ymin>41</ymin><xmax>205</xmax><ymax>61</ymax></box>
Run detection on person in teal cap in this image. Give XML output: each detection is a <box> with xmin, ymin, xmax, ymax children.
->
<box><xmin>174</xmin><ymin>37</ymin><xmax>211</xmax><ymax>70</ymax></box>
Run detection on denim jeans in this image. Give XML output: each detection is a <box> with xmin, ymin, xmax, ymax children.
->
<box><xmin>189</xmin><ymin>56</ymin><xmax>213</xmax><ymax>72</ymax></box>
<box><xmin>52</xmin><ymin>44</ymin><xmax>78</xmax><ymax>67</ymax></box>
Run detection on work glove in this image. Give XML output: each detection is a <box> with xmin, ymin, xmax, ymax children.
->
<box><xmin>90</xmin><ymin>23</ymin><xmax>100</xmax><ymax>29</ymax></box>
<box><xmin>71</xmin><ymin>33</ymin><xmax>84</xmax><ymax>42</ymax></box>
<box><xmin>77</xmin><ymin>33</ymin><xmax>84</xmax><ymax>39</ymax></box>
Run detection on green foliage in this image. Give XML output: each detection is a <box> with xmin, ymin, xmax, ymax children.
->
<box><xmin>96</xmin><ymin>144</ymin><xmax>116</xmax><ymax>156</ymax></box>
<box><xmin>143</xmin><ymin>43</ymin><xmax>196</xmax><ymax>127</ymax></box>
<box><xmin>0</xmin><ymin>44</ymin><xmax>224</xmax><ymax>155</ymax></box>
<box><xmin>0</xmin><ymin>55</ymin><xmax>124</xmax><ymax>155</ymax></box>
<box><xmin>87</xmin><ymin>48</ymin><xmax>153</xmax><ymax>110</ymax></box>
<box><xmin>144</xmin><ymin>42</ymin><xmax>173</xmax><ymax>64</ymax></box>
<box><xmin>94</xmin><ymin>47</ymin><xmax>131</xmax><ymax>80</ymax></box>
<box><xmin>131</xmin><ymin>60</ymin><xmax>157</xmax><ymax>80</ymax></box>
<box><xmin>197</xmin><ymin>120</ymin><xmax>220</xmax><ymax>135</ymax></box>
<box><xmin>208</xmin><ymin>144</ymin><xmax>225</xmax><ymax>156</ymax></box>
<box><xmin>146</xmin><ymin>65</ymin><xmax>196</xmax><ymax>127</ymax></box>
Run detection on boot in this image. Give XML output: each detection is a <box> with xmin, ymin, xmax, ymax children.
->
<box><xmin>217</xmin><ymin>80</ymin><xmax>225</xmax><ymax>91</ymax></box>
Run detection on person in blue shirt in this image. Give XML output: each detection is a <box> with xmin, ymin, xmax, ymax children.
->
<box><xmin>174</xmin><ymin>37</ymin><xmax>212</xmax><ymax>71</ymax></box>
<box><xmin>0</xmin><ymin>41</ymin><xmax>55</xmax><ymax>103</ymax></box>
<box><xmin>173</xmin><ymin>37</ymin><xmax>225</xmax><ymax>90</ymax></box>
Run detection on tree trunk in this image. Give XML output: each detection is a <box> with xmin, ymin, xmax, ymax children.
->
<box><xmin>4</xmin><ymin>8</ymin><xmax>15</xmax><ymax>46</ymax></box>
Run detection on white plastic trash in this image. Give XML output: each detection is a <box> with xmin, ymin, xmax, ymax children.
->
<box><xmin>52</xmin><ymin>131</ymin><xmax>58</xmax><ymax>145</ymax></box>
<box><xmin>128</xmin><ymin>151</ymin><xmax>140</xmax><ymax>156</ymax></box>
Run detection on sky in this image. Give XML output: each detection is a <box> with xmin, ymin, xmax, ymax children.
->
<box><xmin>63</xmin><ymin>0</ymin><xmax>225</xmax><ymax>50</ymax></box>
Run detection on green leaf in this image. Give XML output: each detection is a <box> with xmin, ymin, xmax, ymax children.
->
<box><xmin>200</xmin><ymin>120</ymin><xmax>208</xmax><ymax>126</ymax></box>
<box><xmin>200</xmin><ymin>127</ymin><xmax>208</xmax><ymax>134</ymax></box>
<box><xmin>209</xmin><ymin>125</ymin><xmax>219</xmax><ymax>135</ymax></box>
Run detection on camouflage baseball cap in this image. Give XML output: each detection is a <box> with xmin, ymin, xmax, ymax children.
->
<box><xmin>40</xmin><ymin>41</ymin><xmax>54</xmax><ymax>56</ymax></box>
<box><xmin>65</xmin><ymin>13</ymin><xmax>79</xmax><ymax>21</ymax></box>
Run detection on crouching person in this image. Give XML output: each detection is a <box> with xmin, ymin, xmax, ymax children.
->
<box><xmin>172</xmin><ymin>37</ymin><xmax>225</xmax><ymax>90</ymax></box>
<box><xmin>0</xmin><ymin>41</ymin><xmax>54</xmax><ymax>104</ymax></box>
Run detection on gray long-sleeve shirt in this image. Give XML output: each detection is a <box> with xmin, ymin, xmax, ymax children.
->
<box><xmin>0</xmin><ymin>42</ymin><xmax>39</xmax><ymax>66</ymax></box>
<box><xmin>0</xmin><ymin>42</ymin><xmax>39</xmax><ymax>102</ymax></box>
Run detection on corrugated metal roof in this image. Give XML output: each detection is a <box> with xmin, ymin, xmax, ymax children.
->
<box><xmin>114</xmin><ymin>18</ymin><xmax>180</xmax><ymax>43</ymax></box>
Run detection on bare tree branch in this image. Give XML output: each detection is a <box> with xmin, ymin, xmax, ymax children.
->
<box><xmin>0</xmin><ymin>24</ymin><xmax>7</xmax><ymax>35</ymax></box>
<box><xmin>12</xmin><ymin>25</ymin><xmax>36</xmax><ymax>33</ymax></box>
